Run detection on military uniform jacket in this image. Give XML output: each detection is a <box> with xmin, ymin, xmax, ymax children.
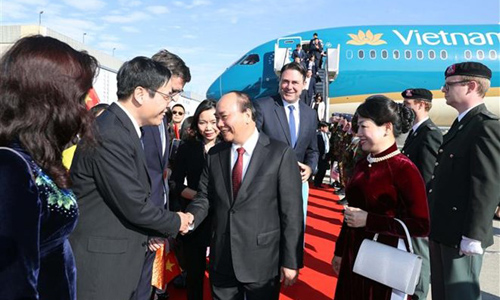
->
<box><xmin>402</xmin><ymin>118</ymin><xmax>443</xmax><ymax>187</ymax></box>
<box><xmin>429</xmin><ymin>104</ymin><xmax>500</xmax><ymax>248</ymax></box>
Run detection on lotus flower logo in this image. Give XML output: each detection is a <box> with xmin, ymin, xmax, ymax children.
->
<box><xmin>347</xmin><ymin>30</ymin><xmax>387</xmax><ymax>46</ymax></box>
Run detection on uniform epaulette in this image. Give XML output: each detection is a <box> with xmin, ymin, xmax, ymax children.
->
<box><xmin>426</xmin><ymin>123</ymin><xmax>438</xmax><ymax>130</ymax></box>
<box><xmin>480</xmin><ymin>110</ymin><xmax>499</xmax><ymax>120</ymax></box>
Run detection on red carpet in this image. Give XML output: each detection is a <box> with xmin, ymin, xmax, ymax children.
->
<box><xmin>167</xmin><ymin>183</ymin><xmax>343</xmax><ymax>299</ymax></box>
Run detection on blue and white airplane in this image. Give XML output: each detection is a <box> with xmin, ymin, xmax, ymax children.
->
<box><xmin>206</xmin><ymin>25</ymin><xmax>500</xmax><ymax>127</ymax></box>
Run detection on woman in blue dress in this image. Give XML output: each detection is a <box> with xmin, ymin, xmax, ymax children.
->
<box><xmin>0</xmin><ymin>35</ymin><xmax>98</xmax><ymax>299</ymax></box>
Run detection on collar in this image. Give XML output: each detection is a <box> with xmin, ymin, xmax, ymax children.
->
<box><xmin>458</xmin><ymin>103</ymin><xmax>482</xmax><ymax>122</ymax></box>
<box><xmin>281</xmin><ymin>98</ymin><xmax>300</xmax><ymax>111</ymax></box>
<box><xmin>232</xmin><ymin>128</ymin><xmax>259</xmax><ymax>157</ymax></box>
<box><xmin>412</xmin><ymin>116</ymin><xmax>429</xmax><ymax>132</ymax></box>
<box><xmin>115</xmin><ymin>101</ymin><xmax>142</xmax><ymax>138</ymax></box>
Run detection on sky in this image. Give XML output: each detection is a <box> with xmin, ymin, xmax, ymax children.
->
<box><xmin>1</xmin><ymin>0</ymin><xmax>499</xmax><ymax>97</ymax></box>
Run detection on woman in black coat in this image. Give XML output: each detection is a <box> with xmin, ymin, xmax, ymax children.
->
<box><xmin>170</xmin><ymin>100</ymin><xmax>220</xmax><ymax>300</ymax></box>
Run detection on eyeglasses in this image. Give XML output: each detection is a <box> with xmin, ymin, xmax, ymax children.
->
<box><xmin>172</xmin><ymin>111</ymin><xmax>184</xmax><ymax>116</ymax></box>
<box><xmin>149</xmin><ymin>89</ymin><xmax>173</xmax><ymax>101</ymax></box>
<box><xmin>441</xmin><ymin>80</ymin><xmax>470</xmax><ymax>92</ymax></box>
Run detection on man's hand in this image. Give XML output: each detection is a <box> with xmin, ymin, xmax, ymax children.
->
<box><xmin>344</xmin><ymin>206</ymin><xmax>368</xmax><ymax>228</ymax></box>
<box><xmin>459</xmin><ymin>236</ymin><xmax>484</xmax><ymax>256</ymax></box>
<box><xmin>177</xmin><ymin>212</ymin><xmax>194</xmax><ymax>234</ymax></box>
<box><xmin>280</xmin><ymin>267</ymin><xmax>298</xmax><ymax>287</ymax></box>
<box><xmin>297</xmin><ymin>162</ymin><xmax>312</xmax><ymax>183</ymax></box>
<box><xmin>148</xmin><ymin>237</ymin><xmax>167</xmax><ymax>252</ymax></box>
<box><xmin>331</xmin><ymin>256</ymin><xmax>342</xmax><ymax>276</ymax></box>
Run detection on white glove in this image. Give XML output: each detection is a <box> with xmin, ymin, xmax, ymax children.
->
<box><xmin>459</xmin><ymin>236</ymin><xmax>483</xmax><ymax>256</ymax></box>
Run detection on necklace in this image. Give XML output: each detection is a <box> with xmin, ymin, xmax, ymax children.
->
<box><xmin>366</xmin><ymin>149</ymin><xmax>401</xmax><ymax>167</ymax></box>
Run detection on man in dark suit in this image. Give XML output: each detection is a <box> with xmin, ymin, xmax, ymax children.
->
<box><xmin>292</xmin><ymin>44</ymin><xmax>307</xmax><ymax>69</ymax></box>
<box><xmin>428</xmin><ymin>62</ymin><xmax>500</xmax><ymax>300</ymax></box>
<box><xmin>300</xmin><ymin>69</ymin><xmax>316</xmax><ymax>106</ymax></box>
<box><xmin>401</xmin><ymin>88</ymin><xmax>442</xmax><ymax>300</ymax></box>
<box><xmin>185</xmin><ymin>91</ymin><xmax>304</xmax><ymax>300</ymax></box>
<box><xmin>313</xmin><ymin>121</ymin><xmax>330</xmax><ymax>187</ymax></box>
<box><xmin>136</xmin><ymin>50</ymin><xmax>191</xmax><ymax>300</ymax></box>
<box><xmin>70</xmin><ymin>57</ymin><xmax>193</xmax><ymax>300</ymax></box>
<box><xmin>254</xmin><ymin>62</ymin><xmax>319</xmax><ymax>224</ymax></box>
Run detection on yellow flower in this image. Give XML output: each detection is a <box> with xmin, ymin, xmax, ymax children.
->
<box><xmin>347</xmin><ymin>30</ymin><xmax>387</xmax><ymax>46</ymax></box>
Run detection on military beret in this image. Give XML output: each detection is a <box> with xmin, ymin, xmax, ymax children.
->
<box><xmin>343</xmin><ymin>114</ymin><xmax>353</xmax><ymax>122</ymax></box>
<box><xmin>401</xmin><ymin>88</ymin><xmax>433</xmax><ymax>102</ymax></box>
<box><xmin>445</xmin><ymin>62</ymin><xmax>492</xmax><ymax>79</ymax></box>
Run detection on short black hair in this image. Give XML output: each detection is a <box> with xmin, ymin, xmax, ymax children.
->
<box><xmin>116</xmin><ymin>56</ymin><xmax>171</xmax><ymax>100</ymax></box>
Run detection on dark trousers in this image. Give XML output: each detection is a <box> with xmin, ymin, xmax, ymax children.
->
<box><xmin>314</xmin><ymin>159</ymin><xmax>330</xmax><ymax>187</ymax></box>
<box><xmin>184</xmin><ymin>242</ymin><xmax>208</xmax><ymax>300</ymax></box>
<box><xmin>429</xmin><ymin>240</ymin><xmax>483</xmax><ymax>300</ymax></box>
<box><xmin>134</xmin><ymin>250</ymin><xmax>155</xmax><ymax>300</ymax></box>
<box><xmin>210</xmin><ymin>271</ymin><xmax>280</xmax><ymax>300</ymax></box>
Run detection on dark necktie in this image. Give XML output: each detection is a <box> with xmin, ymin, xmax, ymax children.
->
<box><xmin>232</xmin><ymin>147</ymin><xmax>245</xmax><ymax>200</ymax></box>
<box><xmin>288</xmin><ymin>106</ymin><xmax>297</xmax><ymax>147</ymax></box>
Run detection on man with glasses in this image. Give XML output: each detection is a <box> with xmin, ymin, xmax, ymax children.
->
<box><xmin>70</xmin><ymin>56</ymin><xmax>194</xmax><ymax>300</ymax></box>
<box><xmin>428</xmin><ymin>62</ymin><xmax>500</xmax><ymax>300</ymax></box>
<box><xmin>139</xmin><ymin>50</ymin><xmax>191</xmax><ymax>300</ymax></box>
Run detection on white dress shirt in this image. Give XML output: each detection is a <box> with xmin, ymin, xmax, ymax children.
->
<box><xmin>282</xmin><ymin>99</ymin><xmax>300</xmax><ymax>140</ymax></box>
<box><xmin>115</xmin><ymin>101</ymin><xmax>142</xmax><ymax>139</ymax></box>
<box><xmin>231</xmin><ymin>128</ymin><xmax>259</xmax><ymax>180</ymax></box>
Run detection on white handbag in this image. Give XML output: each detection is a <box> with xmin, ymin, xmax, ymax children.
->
<box><xmin>352</xmin><ymin>218</ymin><xmax>422</xmax><ymax>295</ymax></box>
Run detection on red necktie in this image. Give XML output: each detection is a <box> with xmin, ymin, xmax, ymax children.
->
<box><xmin>232</xmin><ymin>147</ymin><xmax>245</xmax><ymax>200</ymax></box>
<box><xmin>174</xmin><ymin>123</ymin><xmax>180</xmax><ymax>139</ymax></box>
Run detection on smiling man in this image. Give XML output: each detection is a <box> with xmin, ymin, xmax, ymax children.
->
<box><xmin>186</xmin><ymin>91</ymin><xmax>304</xmax><ymax>300</ymax></box>
<box><xmin>254</xmin><ymin>62</ymin><xmax>319</xmax><ymax>225</ymax></box>
<box><xmin>70</xmin><ymin>56</ymin><xmax>193</xmax><ymax>300</ymax></box>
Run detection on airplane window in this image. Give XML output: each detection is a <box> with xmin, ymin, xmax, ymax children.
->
<box><xmin>370</xmin><ymin>50</ymin><xmax>376</xmax><ymax>59</ymax></box>
<box><xmin>440</xmin><ymin>50</ymin><xmax>448</xmax><ymax>60</ymax></box>
<box><xmin>429</xmin><ymin>50</ymin><xmax>436</xmax><ymax>60</ymax></box>
<box><xmin>416</xmin><ymin>50</ymin><xmax>424</xmax><ymax>60</ymax></box>
<box><xmin>393</xmin><ymin>50</ymin><xmax>400</xmax><ymax>60</ymax></box>
<box><xmin>346</xmin><ymin>50</ymin><xmax>353</xmax><ymax>59</ymax></box>
<box><xmin>240</xmin><ymin>54</ymin><xmax>260</xmax><ymax>65</ymax></box>
<box><xmin>476</xmin><ymin>50</ymin><xmax>484</xmax><ymax>60</ymax></box>
<box><xmin>381</xmin><ymin>50</ymin><xmax>388</xmax><ymax>59</ymax></box>
<box><xmin>358</xmin><ymin>50</ymin><xmax>365</xmax><ymax>59</ymax></box>
<box><xmin>464</xmin><ymin>50</ymin><xmax>472</xmax><ymax>60</ymax></box>
<box><xmin>405</xmin><ymin>50</ymin><xmax>412</xmax><ymax>60</ymax></box>
<box><xmin>489</xmin><ymin>50</ymin><xmax>498</xmax><ymax>60</ymax></box>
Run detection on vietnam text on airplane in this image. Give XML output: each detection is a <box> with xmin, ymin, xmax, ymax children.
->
<box><xmin>393</xmin><ymin>30</ymin><xmax>500</xmax><ymax>46</ymax></box>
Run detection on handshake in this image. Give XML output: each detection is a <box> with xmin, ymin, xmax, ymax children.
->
<box><xmin>177</xmin><ymin>212</ymin><xmax>194</xmax><ymax>235</ymax></box>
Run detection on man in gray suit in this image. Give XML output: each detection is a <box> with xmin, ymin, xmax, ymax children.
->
<box><xmin>186</xmin><ymin>91</ymin><xmax>304</xmax><ymax>300</ymax></box>
<box><xmin>70</xmin><ymin>57</ymin><xmax>192</xmax><ymax>300</ymax></box>
<box><xmin>253</xmin><ymin>62</ymin><xmax>319</xmax><ymax>224</ymax></box>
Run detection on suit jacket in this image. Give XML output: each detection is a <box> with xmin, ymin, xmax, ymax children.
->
<box><xmin>429</xmin><ymin>104</ymin><xmax>500</xmax><ymax>248</ymax></box>
<box><xmin>292</xmin><ymin>49</ymin><xmax>306</xmax><ymax>62</ymax></box>
<box><xmin>187</xmin><ymin>133</ymin><xmax>304</xmax><ymax>283</ymax></box>
<box><xmin>304</xmin><ymin>76</ymin><xmax>317</xmax><ymax>106</ymax></box>
<box><xmin>69</xmin><ymin>103</ymin><xmax>181</xmax><ymax>300</ymax></box>
<box><xmin>254</xmin><ymin>95</ymin><xmax>319</xmax><ymax>172</ymax></box>
<box><xmin>401</xmin><ymin>118</ymin><xmax>443</xmax><ymax>187</ymax></box>
<box><xmin>142</xmin><ymin>119</ymin><xmax>169</xmax><ymax>208</ymax></box>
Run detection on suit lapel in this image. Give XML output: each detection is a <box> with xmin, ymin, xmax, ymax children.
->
<box><xmin>273</xmin><ymin>96</ymin><xmax>292</xmax><ymax>146</ymax></box>
<box><xmin>442</xmin><ymin>104</ymin><xmax>484</xmax><ymax>147</ymax></box>
<box><xmin>297</xmin><ymin>101</ymin><xmax>309</xmax><ymax>147</ymax></box>
<box><xmin>108</xmin><ymin>103</ymin><xmax>150</xmax><ymax>183</ymax></box>
<box><xmin>218</xmin><ymin>143</ymin><xmax>233</xmax><ymax>205</ymax></box>
<box><xmin>232</xmin><ymin>134</ymin><xmax>270</xmax><ymax>207</ymax></box>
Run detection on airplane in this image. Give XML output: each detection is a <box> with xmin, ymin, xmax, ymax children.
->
<box><xmin>206</xmin><ymin>25</ymin><xmax>500</xmax><ymax>127</ymax></box>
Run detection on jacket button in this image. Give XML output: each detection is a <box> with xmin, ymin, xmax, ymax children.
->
<box><xmin>449</xmin><ymin>154</ymin><xmax>454</xmax><ymax>158</ymax></box>
<box><xmin>428</xmin><ymin>189</ymin><xmax>433</xmax><ymax>193</ymax></box>
<box><xmin>435</xmin><ymin>162</ymin><xmax>439</xmax><ymax>166</ymax></box>
<box><xmin>439</xmin><ymin>149</ymin><xmax>443</xmax><ymax>153</ymax></box>
<box><xmin>431</xmin><ymin>175</ymin><xmax>435</xmax><ymax>179</ymax></box>
<box><xmin>452</xmin><ymin>207</ymin><xmax>457</xmax><ymax>211</ymax></box>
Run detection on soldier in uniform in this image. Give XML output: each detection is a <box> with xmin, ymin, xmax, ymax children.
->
<box><xmin>401</xmin><ymin>88</ymin><xmax>443</xmax><ymax>300</ymax></box>
<box><xmin>428</xmin><ymin>62</ymin><xmax>500</xmax><ymax>300</ymax></box>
